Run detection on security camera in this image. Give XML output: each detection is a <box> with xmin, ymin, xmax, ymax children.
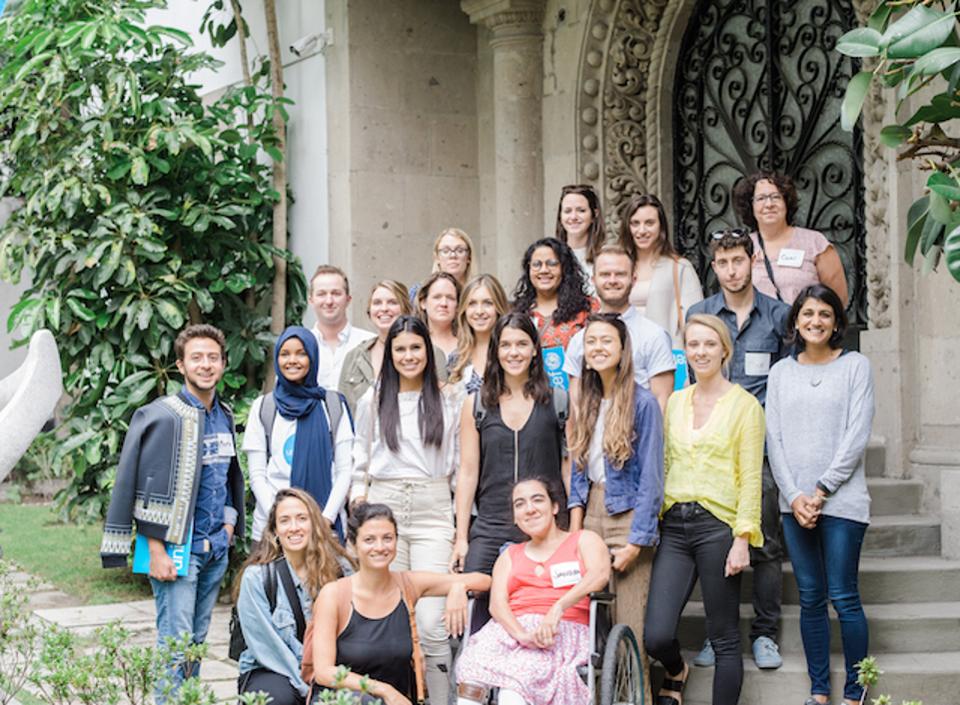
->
<box><xmin>289</xmin><ymin>34</ymin><xmax>319</xmax><ymax>57</ymax></box>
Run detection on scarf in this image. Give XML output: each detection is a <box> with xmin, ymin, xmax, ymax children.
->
<box><xmin>272</xmin><ymin>326</ymin><xmax>340</xmax><ymax>537</ymax></box>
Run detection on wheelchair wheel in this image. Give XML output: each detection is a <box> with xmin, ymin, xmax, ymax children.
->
<box><xmin>598</xmin><ymin>623</ymin><xmax>644</xmax><ymax>705</ymax></box>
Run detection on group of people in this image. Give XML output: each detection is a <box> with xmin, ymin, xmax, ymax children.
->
<box><xmin>100</xmin><ymin>171</ymin><xmax>875</xmax><ymax>705</ymax></box>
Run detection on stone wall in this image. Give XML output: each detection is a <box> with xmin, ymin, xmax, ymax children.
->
<box><xmin>326</xmin><ymin>0</ymin><xmax>480</xmax><ymax>320</ymax></box>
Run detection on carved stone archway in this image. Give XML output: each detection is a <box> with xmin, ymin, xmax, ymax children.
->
<box><xmin>574</xmin><ymin>0</ymin><xmax>891</xmax><ymax>327</ymax></box>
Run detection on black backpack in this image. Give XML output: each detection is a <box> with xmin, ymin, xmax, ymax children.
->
<box><xmin>259</xmin><ymin>390</ymin><xmax>352</xmax><ymax>457</ymax></box>
<box><xmin>472</xmin><ymin>385</ymin><xmax>568</xmax><ymax>435</ymax></box>
<box><xmin>228</xmin><ymin>558</ymin><xmax>306</xmax><ymax>661</ymax></box>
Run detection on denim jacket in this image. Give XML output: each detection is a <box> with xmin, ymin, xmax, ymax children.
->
<box><xmin>237</xmin><ymin>561</ymin><xmax>312</xmax><ymax>696</ymax></box>
<box><xmin>568</xmin><ymin>384</ymin><xmax>664</xmax><ymax>547</ymax></box>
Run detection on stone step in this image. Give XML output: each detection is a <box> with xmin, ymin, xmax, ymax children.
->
<box><xmin>691</xmin><ymin>555</ymin><xmax>960</xmax><ymax>605</ymax></box>
<box><xmin>678</xmin><ymin>601</ymin><xmax>960</xmax><ymax>654</ymax></box>
<box><xmin>863</xmin><ymin>514</ymin><xmax>941</xmax><ymax>556</ymax></box>
<box><xmin>658</xmin><ymin>650</ymin><xmax>960</xmax><ymax>705</ymax></box>
<box><xmin>867</xmin><ymin>477</ymin><xmax>924</xmax><ymax>516</ymax></box>
<box><xmin>865</xmin><ymin>441</ymin><xmax>885</xmax><ymax>477</ymax></box>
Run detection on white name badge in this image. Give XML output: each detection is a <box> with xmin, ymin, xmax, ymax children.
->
<box><xmin>744</xmin><ymin>352</ymin><xmax>771</xmax><ymax>376</ymax></box>
<box><xmin>550</xmin><ymin>561</ymin><xmax>582</xmax><ymax>589</ymax></box>
<box><xmin>777</xmin><ymin>248</ymin><xmax>805</xmax><ymax>268</ymax></box>
<box><xmin>216</xmin><ymin>432</ymin><xmax>236</xmax><ymax>457</ymax></box>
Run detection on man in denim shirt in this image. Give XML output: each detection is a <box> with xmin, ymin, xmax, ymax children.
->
<box><xmin>101</xmin><ymin>324</ymin><xmax>244</xmax><ymax>700</ymax></box>
<box><xmin>687</xmin><ymin>229</ymin><xmax>790</xmax><ymax>670</ymax></box>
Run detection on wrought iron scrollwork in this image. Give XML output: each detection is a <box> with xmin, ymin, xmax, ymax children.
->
<box><xmin>673</xmin><ymin>0</ymin><xmax>866</xmax><ymax>323</ymax></box>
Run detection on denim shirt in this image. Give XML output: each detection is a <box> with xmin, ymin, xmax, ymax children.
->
<box><xmin>687</xmin><ymin>288</ymin><xmax>789</xmax><ymax>406</ymax></box>
<box><xmin>181</xmin><ymin>390</ymin><xmax>238</xmax><ymax>558</ymax></box>
<box><xmin>237</xmin><ymin>561</ymin><xmax>313</xmax><ymax>696</ymax></box>
<box><xmin>568</xmin><ymin>384</ymin><xmax>665</xmax><ymax>546</ymax></box>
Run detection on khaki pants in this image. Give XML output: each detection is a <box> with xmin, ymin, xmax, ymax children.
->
<box><xmin>584</xmin><ymin>486</ymin><xmax>654</xmax><ymax>705</ymax></box>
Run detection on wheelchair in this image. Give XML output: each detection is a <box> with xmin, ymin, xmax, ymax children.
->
<box><xmin>451</xmin><ymin>590</ymin><xmax>645</xmax><ymax>705</ymax></box>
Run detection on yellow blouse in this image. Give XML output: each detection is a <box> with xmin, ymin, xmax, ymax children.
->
<box><xmin>663</xmin><ymin>383</ymin><xmax>765</xmax><ymax>547</ymax></box>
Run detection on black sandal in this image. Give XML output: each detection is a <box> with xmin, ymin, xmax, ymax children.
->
<box><xmin>657</xmin><ymin>662</ymin><xmax>688</xmax><ymax>705</ymax></box>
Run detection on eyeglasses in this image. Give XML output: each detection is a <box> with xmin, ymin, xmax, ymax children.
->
<box><xmin>438</xmin><ymin>246</ymin><xmax>469</xmax><ymax>257</ymax></box>
<box><xmin>753</xmin><ymin>193</ymin><xmax>784</xmax><ymax>204</ymax></box>
<box><xmin>710</xmin><ymin>227</ymin><xmax>749</xmax><ymax>240</ymax></box>
<box><xmin>530</xmin><ymin>259</ymin><xmax>561</xmax><ymax>270</ymax></box>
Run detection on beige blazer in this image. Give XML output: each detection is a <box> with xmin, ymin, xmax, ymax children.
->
<box><xmin>631</xmin><ymin>256</ymin><xmax>704</xmax><ymax>347</ymax></box>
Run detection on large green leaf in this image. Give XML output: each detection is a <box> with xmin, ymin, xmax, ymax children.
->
<box><xmin>882</xmin><ymin>4</ymin><xmax>956</xmax><ymax>58</ymax></box>
<box><xmin>905</xmin><ymin>93</ymin><xmax>960</xmax><ymax>127</ymax></box>
<box><xmin>912</xmin><ymin>47</ymin><xmax>960</xmax><ymax>76</ymax></box>
<box><xmin>837</xmin><ymin>27</ymin><xmax>883</xmax><ymax>57</ymax></box>
<box><xmin>905</xmin><ymin>196</ymin><xmax>930</xmax><ymax>265</ymax></box>
<box><xmin>841</xmin><ymin>71</ymin><xmax>873</xmax><ymax>131</ymax></box>
<box><xmin>880</xmin><ymin>124</ymin><xmax>912</xmax><ymax>147</ymax></box>
<box><xmin>920</xmin><ymin>213</ymin><xmax>945</xmax><ymax>256</ymax></box>
<box><xmin>945</xmin><ymin>223</ymin><xmax>960</xmax><ymax>281</ymax></box>
<box><xmin>927</xmin><ymin>171</ymin><xmax>960</xmax><ymax>202</ymax></box>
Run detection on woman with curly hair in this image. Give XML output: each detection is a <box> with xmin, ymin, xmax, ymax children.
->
<box><xmin>554</xmin><ymin>184</ymin><xmax>606</xmax><ymax>292</ymax></box>
<box><xmin>448</xmin><ymin>274</ymin><xmax>509</xmax><ymax>396</ymax></box>
<box><xmin>512</xmin><ymin>238</ymin><xmax>596</xmax><ymax>351</ymax></box>
<box><xmin>732</xmin><ymin>172</ymin><xmax>848</xmax><ymax>307</ymax></box>
<box><xmin>618</xmin><ymin>194</ymin><xmax>703</xmax><ymax>348</ymax></box>
<box><xmin>235</xmin><ymin>488</ymin><xmax>354</xmax><ymax>705</ymax></box>
<box><xmin>416</xmin><ymin>271</ymin><xmax>462</xmax><ymax>359</ymax></box>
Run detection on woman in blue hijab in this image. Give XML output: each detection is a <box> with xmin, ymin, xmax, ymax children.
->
<box><xmin>243</xmin><ymin>326</ymin><xmax>354</xmax><ymax>547</ymax></box>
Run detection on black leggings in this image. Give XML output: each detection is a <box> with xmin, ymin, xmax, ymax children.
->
<box><xmin>644</xmin><ymin>503</ymin><xmax>743</xmax><ymax>705</ymax></box>
<box><xmin>238</xmin><ymin>668</ymin><xmax>304</xmax><ymax>705</ymax></box>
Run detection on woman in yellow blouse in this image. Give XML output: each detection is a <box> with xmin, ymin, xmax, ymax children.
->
<box><xmin>643</xmin><ymin>314</ymin><xmax>764</xmax><ymax>705</ymax></box>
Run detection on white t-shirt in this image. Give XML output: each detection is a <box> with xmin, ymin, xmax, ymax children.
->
<box><xmin>587</xmin><ymin>399</ymin><xmax>610</xmax><ymax>484</ymax></box>
<box><xmin>312</xmin><ymin>323</ymin><xmax>376</xmax><ymax>392</ymax></box>
<box><xmin>563</xmin><ymin>306</ymin><xmax>676</xmax><ymax>387</ymax></box>
<box><xmin>243</xmin><ymin>394</ymin><xmax>355</xmax><ymax>541</ymax></box>
<box><xmin>350</xmin><ymin>387</ymin><xmax>461</xmax><ymax>500</ymax></box>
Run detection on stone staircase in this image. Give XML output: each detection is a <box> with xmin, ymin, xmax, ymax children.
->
<box><xmin>668</xmin><ymin>444</ymin><xmax>960</xmax><ymax>705</ymax></box>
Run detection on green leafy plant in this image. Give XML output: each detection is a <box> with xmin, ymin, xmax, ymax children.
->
<box><xmin>856</xmin><ymin>656</ymin><xmax>923</xmax><ymax>705</ymax></box>
<box><xmin>837</xmin><ymin>0</ymin><xmax>960</xmax><ymax>281</ymax></box>
<box><xmin>0</xmin><ymin>0</ymin><xmax>306</xmax><ymax>519</ymax></box>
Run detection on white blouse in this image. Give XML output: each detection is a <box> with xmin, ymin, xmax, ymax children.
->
<box><xmin>350</xmin><ymin>387</ymin><xmax>461</xmax><ymax>500</ymax></box>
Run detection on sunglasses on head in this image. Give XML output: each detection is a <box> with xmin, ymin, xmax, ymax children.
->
<box><xmin>709</xmin><ymin>227</ymin><xmax>749</xmax><ymax>240</ymax></box>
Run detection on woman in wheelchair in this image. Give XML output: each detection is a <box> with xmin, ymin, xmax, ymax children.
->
<box><xmin>456</xmin><ymin>477</ymin><xmax>611</xmax><ymax>705</ymax></box>
<box><xmin>308</xmin><ymin>503</ymin><xmax>490</xmax><ymax>705</ymax></box>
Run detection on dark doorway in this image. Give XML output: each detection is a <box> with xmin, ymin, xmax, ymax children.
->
<box><xmin>672</xmin><ymin>0</ymin><xmax>866</xmax><ymax>325</ymax></box>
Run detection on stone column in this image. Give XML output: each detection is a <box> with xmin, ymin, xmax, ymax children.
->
<box><xmin>462</xmin><ymin>0</ymin><xmax>545</xmax><ymax>283</ymax></box>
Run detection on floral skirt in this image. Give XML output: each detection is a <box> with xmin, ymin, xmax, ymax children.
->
<box><xmin>455</xmin><ymin>613</ymin><xmax>591</xmax><ymax>705</ymax></box>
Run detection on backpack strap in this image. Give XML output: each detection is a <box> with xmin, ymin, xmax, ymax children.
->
<box><xmin>263</xmin><ymin>559</ymin><xmax>278</xmax><ymax>613</ymax></box>
<box><xmin>322</xmin><ymin>391</ymin><xmax>354</xmax><ymax>452</ymax></box>
<box><xmin>260</xmin><ymin>392</ymin><xmax>277</xmax><ymax>458</ymax></box>
<box><xmin>396</xmin><ymin>572</ymin><xmax>426</xmax><ymax>705</ymax></box>
<box><xmin>472</xmin><ymin>391</ymin><xmax>486</xmax><ymax>432</ymax></box>
<box><xmin>275</xmin><ymin>558</ymin><xmax>307</xmax><ymax>643</ymax></box>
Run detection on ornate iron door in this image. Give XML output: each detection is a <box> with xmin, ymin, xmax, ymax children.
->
<box><xmin>673</xmin><ymin>0</ymin><xmax>866</xmax><ymax>323</ymax></box>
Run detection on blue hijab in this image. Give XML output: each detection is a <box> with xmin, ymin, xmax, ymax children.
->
<box><xmin>273</xmin><ymin>326</ymin><xmax>339</xmax><ymax>535</ymax></box>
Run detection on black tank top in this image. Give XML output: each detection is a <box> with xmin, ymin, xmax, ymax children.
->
<box><xmin>472</xmin><ymin>399</ymin><xmax>563</xmax><ymax>543</ymax></box>
<box><xmin>335</xmin><ymin>598</ymin><xmax>414</xmax><ymax>698</ymax></box>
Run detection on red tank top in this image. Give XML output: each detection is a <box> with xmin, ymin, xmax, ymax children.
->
<box><xmin>506</xmin><ymin>530</ymin><xmax>590</xmax><ymax>625</ymax></box>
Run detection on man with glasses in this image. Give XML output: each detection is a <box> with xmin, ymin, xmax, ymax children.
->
<box><xmin>688</xmin><ymin>228</ymin><xmax>790</xmax><ymax>670</ymax></box>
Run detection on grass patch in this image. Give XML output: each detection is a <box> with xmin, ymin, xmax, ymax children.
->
<box><xmin>0</xmin><ymin>502</ymin><xmax>152</xmax><ymax>605</ymax></box>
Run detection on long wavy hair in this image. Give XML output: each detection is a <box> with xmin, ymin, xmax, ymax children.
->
<box><xmin>416</xmin><ymin>271</ymin><xmax>462</xmax><ymax>336</ymax></box>
<box><xmin>568</xmin><ymin>314</ymin><xmax>637</xmax><ymax>469</ymax></box>
<box><xmin>617</xmin><ymin>193</ymin><xmax>677</xmax><ymax>261</ymax></box>
<box><xmin>233</xmin><ymin>488</ymin><xmax>354</xmax><ymax>601</ymax></box>
<box><xmin>449</xmin><ymin>274</ymin><xmax>509</xmax><ymax>384</ymax></box>
<box><xmin>480</xmin><ymin>312</ymin><xmax>551</xmax><ymax>409</ymax></box>
<box><xmin>511</xmin><ymin>238</ymin><xmax>592</xmax><ymax>325</ymax></box>
<box><xmin>554</xmin><ymin>184</ymin><xmax>606</xmax><ymax>265</ymax></box>
<box><xmin>377</xmin><ymin>315</ymin><xmax>445</xmax><ymax>452</ymax></box>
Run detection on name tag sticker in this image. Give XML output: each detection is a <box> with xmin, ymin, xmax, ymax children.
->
<box><xmin>216</xmin><ymin>433</ymin><xmax>236</xmax><ymax>457</ymax></box>
<box><xmin>777</xmin><ymin>248</ymin><xmax>805</xmax><ymax>268</ymax></box>
<box><xmin>744</xmin><ymin>352</ymin><xmax>771</xmax><ymax>376</ymax></box>
<box><xmin>549</xmin><ymin>561</ymin><xmax>582</xmax><ymax>589</ymax></box>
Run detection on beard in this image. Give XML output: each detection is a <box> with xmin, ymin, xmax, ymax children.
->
<box><xmin>599</xmin><ymin>287</ymin><xmax>630</xmax><ymax>309</ymax></box>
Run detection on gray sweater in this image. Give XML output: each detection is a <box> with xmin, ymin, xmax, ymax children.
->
<box><xmin>765</xmin><ymin>351</ymin><xmax>875</xmax><ymax>524</ymax></box>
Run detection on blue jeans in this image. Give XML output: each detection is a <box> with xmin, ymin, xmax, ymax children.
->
<box><xmin>782</xmin><ymin>514</ymin><xmax>868</xmax><ymax>701</ymax></box>
<box><xmin>150</xmin><ymin>550</ymin><xmax>229</xmax><ymax>700</ymax></box>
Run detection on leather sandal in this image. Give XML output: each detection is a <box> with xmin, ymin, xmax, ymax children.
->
<box><xmin>657</xmin><ymin>662</ymin><xmax>688</xmax><ymax>705</ymax></box>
